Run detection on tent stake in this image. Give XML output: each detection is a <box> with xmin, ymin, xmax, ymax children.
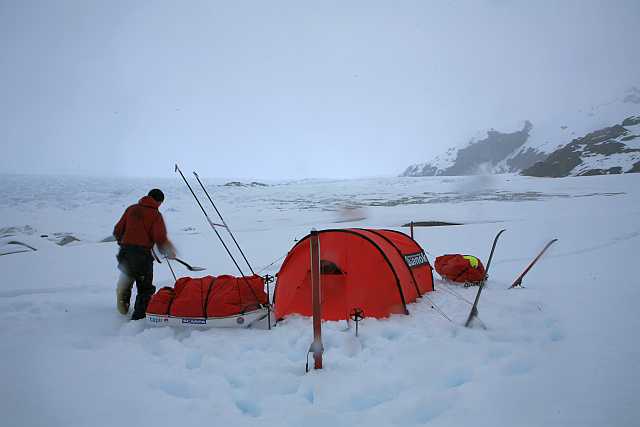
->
<box><xmin>350</xmin><ymin>308</ymin><xmax>364</xmax><ymax>337</ymax></box>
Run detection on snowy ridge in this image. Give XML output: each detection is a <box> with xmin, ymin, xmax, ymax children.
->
<box><xmin>402</xmin><ymin>87</ymin><xmax>640</xmax><ymax>177</ymax></box>
<box><xmin>575</xmin><ymin>123</ymin><xmax>640</xmax><ymax>174</ymax></box>
<box><xmin>523</xmin><ymin>118</ymin><xmax>640</xmax><ymax>177</ymax></box>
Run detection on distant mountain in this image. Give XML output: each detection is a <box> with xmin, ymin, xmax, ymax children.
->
<box><xmin>522</xmin><ymin>116</ymin><xmax>640</xmax><ymax>177</ymax></box>
<box><xmin>402</xmin><ymin>121</ymin><xmax>536</xmax><ymax>176</ymax></box>
<box><xmin>401</xmin><ymin>87</ymin><xmax>640</xmax><ymax>178</ymax></box>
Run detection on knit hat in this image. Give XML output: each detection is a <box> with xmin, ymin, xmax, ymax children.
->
<box><xmin>148</xmin><ymin>188</ymin><xmax>165</xmax><ymax>203</ymax></box>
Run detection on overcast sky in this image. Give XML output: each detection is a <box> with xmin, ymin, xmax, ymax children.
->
<box><xmin>1</xmin><ymin>0</ymin><xmax>639</xmax><ymax>180</ymax></box>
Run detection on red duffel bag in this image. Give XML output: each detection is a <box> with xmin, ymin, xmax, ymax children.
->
<box><xmin>146</xmin><ymin>287</ymin><xmax>176</xmax><ymax>315</ymax></box>
<box><xmin>434</xmin><ymin>254</ymin><xmax>486</xmax><ymax>284</ymax></box>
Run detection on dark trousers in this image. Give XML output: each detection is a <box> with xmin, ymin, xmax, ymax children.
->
<box><xmin>116</xmin><ymin>245</ymin><xmax>156</xmax><ymax>320</ymax></box>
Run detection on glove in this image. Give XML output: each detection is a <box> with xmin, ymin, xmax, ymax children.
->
<box><xmin>159</xmin><ymin>241</ymin><xmax>177</xmax><ymax>259</ymax></box>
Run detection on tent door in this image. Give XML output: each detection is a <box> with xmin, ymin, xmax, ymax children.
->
<box><xmin>320</xmin><ymin>274</ymin><xmax>348</xmax><ymax>320</ymax></box>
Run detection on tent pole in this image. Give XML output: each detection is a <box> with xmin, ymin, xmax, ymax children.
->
<box><xmin>192</xmin><ymin>171</ymin><xmax>256</xmax><ymax>275</ymax></box>
<box><xmin>410</xmin><ymin>221</ymin><xmax>414</xmax><ymax>239</ymax></box>
<box><xmin>174</xmin><ymin>164</ymin><xmax>262</xmax><ymax>306</ymax></box>
<box><xmin>265</xmin><ymin>274</ymin><xmax>273</xmax><ymax>330</ymax></box>
<box><xmin>309</xmin><ymin>229</ymin><xmax>323</xmax><ymax>370</ymax></box>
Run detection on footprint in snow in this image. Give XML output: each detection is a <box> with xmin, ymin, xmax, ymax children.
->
<box><xmin>302</xmin><ymin>387</ymin><xmax>314</xmax><ymax>404</ymax></box>
<box><xmin>157</xmin><ymin>379</ymin><xmax>201</xmax><ymax>399</ymax></box>
<box><xmin>502</xmin><ymin>358</ymin><xmax>534</xmax><ymax>376</ymax></box>
<box><xmin>225</xmin><ymin>374</ymin><xmax>244</xmax><ymax>389</ymax></box>
<box><xmin>381</xmin><ymin>328</ymin><xmax>402</xmax><ymax>341</ymax></box>
<box><xmin>234</xmin><ymin>398</ymin><xmax>261</xmax><ymax>417</ymax></box>
<box><xmin>185</xmin><ymin>351</ymin><xmax>203</xmax><ymax>369</ymax></box>
<box><xmin>544</xmin><ymin>318</ymin><xmax>564</xmax><ymax>342</ymax></box>
<box><xmin>441</xmin><ymin>367</ymin><xmax>473</xmax><ymax>389</ymax></box>
<box><xmin>400</xmin><ymin>399</ymin><xmax>450</xmax><ymax>425</ymax></box>
<box><xmin>350</xmin><ymin>391</ymin><xmax>395</xmax><ymax>411</ymax></box>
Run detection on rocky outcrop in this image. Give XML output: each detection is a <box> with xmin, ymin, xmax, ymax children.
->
<box><xmin>623</xmin><ymin>87</ymin><xmax>640</xmax><ymax>104</ymax></box>
<box><xmin>402</xmin><ymin>121</ymin><xmax>533</xmax><ymax>176</ymax></box>
<box><xmin>223</xmin><ymin>181</ymin><xmax>268</xmax><ymax>187</ymax></box>
<box><xmin>521</xmin><ymin>120</ymin><xmax>640</xmax><ymax>177</ymax></box>
<box><xmin>622</xmin><ymin>115</ymin><xmax>640</xmax><ymax>126</ymax></box>
<box><xmin>504</xmin><ymin>147</ymin><xmax>548</xmax><ymax>172</ymax></box>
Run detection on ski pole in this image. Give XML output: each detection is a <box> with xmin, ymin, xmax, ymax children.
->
<box><xmin>175</xmin><ymin>164</ymin><xmax>246</xmax><ymax>277</ymax></box>
<box><xmin>152</xmin><ymin>248</ymin><xmax>177</xmax><ymax>281</ymax></box>
<box><xmin>165</xmin><ymin>256</ymin><xmax>177</xmax><ymax>281</ymax></box>
<box><xmin>193</xmin><ymin>171</ymin><xmax>256</xmax><ymax>275</ymax></box>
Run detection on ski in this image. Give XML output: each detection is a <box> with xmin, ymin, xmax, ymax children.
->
<box><xmin>6</xmin><ymin>241</ymin><xmax>37</xmax><ymax>251</ymax></box>
<box><xmin>0</xmin><ymin>249</ymin><xmax>33</xmax><ymax>257</ymax></box>
<box><xmin>465</xmin><ymin>229</ymin><xmax>506</xmax><ymax>328</ymax></box>
<box><xmin>509</xmin><ymin>239</ymin><xmax>558</xmax><ymax>289</ymax></box>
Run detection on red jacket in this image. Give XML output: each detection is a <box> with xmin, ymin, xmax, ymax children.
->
<box><xmin>113</xmin><ymin>196</ymin><xmax>168</xmax><ymax>249</ymax></box>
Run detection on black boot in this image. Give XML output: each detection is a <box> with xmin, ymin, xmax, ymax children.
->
<box><xmin>131</xmin><ymin>271</ymin><xmax>156</xmax><ymax>320</ymax></box>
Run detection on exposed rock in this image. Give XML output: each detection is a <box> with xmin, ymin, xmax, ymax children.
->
<box><xmin>446</xmin><ymin>121</ymin><xmax>532</xmax><ymax>175</ymax></box>
<box><xmin>523</xmin><ymin>153</ymin><xmax>582</xmax><ymax>178</ymax></box>
<box><xmin>402</xmin><ymin>121</ymin><xmax>533</xmax><ymax>176</ymax></box>
<box><xmin>401</xmin><ymin>164</ymin><xmax>438</xmax><ymax>177</ymax></box>
<box><xmin>0</xmin><ymin>225</ymin><xmax>36</xmax><ymax>238</ymax></box>
<box><xmin>56</xmin><ymin>235</ymin><xmax>80</xmax><ymax>246</ymax></box>
<box><xmin>522</xmin><ymin>123</ymin><xmax>640</xmax><ymax>177</ymax></box>
<box><xmin>223</xmin><ymin>181</ymin><xmax>268</xmax><ymax>187</ymax></box>
<box><xmin>506</xmin><ymin>147</ymin><xmax>548</xmax><ymax>172</ymax></box>
<box><xmin>623</xmin><ymin>87</ymin><xmax>640</xmax><ymax>104</ymax></box>
<box><xmin>578</xmin><ymin>167</ymin><xmax>623</xmax><ymax>176</ymax></box>
<box><xmin>622</xmin><ymin>115</ymin><xmax>640</xmax><ymax>126</ymax></box>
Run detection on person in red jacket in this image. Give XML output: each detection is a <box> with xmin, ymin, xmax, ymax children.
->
<box><xmin>113</xmin><ymin>189</ymin><xmax>176</xmax><ymax>320</ymax></box>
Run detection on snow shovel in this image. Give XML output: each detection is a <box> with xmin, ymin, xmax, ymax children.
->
<box><xmin>151</xmin><ymin>248</ymin><xmax>206</xmax><ymax>272</ymax></box>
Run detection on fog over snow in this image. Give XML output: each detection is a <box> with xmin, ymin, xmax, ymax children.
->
<box><xmin>1</xmin><ymin>0</ymin><xmax>639</xmax><ymax>180</ymax></box>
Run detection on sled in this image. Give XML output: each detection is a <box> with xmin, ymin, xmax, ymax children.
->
<box><xmin>147</xmin><ymin>306</ymin><xmax>269</xmax><ymax>329</ymax></box>
<box><xmin>146</xmin><ymin>274</ymin><xmax>270</xmax><ymax>329</ymax></box>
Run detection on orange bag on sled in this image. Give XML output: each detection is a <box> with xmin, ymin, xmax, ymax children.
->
<box><xmin>146</xmin><ymin>274</ymin><xmax>267</xmax><ymax>318</ymax></box>
<box><xmin>434</xmin><ymin>254</ymin><xmax>485</xmax><ymax>284</ymax></box>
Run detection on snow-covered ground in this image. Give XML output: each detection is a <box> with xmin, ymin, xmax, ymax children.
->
<box><xmin>1</xmin><ymin>172</ymin><xmax>639</xmax><ymax>427</ymax></box>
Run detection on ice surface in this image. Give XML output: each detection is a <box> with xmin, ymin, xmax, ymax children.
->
<box><xmin>0</xmin><ymin>173</ymin><xmax>639</xmax><ymax>426</ymax></box>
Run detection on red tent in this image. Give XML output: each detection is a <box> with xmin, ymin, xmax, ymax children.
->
<box><xmin>274</xmin><ymin>229</ymin><xmax>434</xmax><ymax>321</ymax></box>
